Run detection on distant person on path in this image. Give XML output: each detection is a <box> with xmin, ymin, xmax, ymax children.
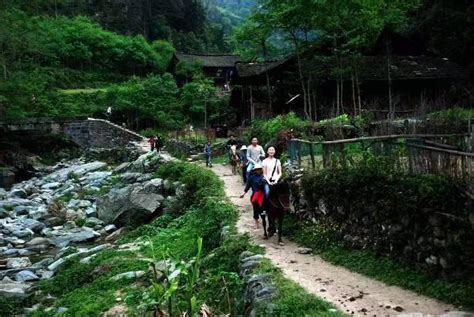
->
<box><xmin>106</xmin><ymin>106</ymin><xmax>112</xmax><ymax>121</ymax></box>
<box><xmin>240</xmin><ymin>145</ymin><xmax>248</xmax><ymax>184</ymax></box>
<box><xmin>246</xmin><ymin>137</ymin><xmax>265</xmax><ymax>182</ymax></box>
<box><xmin>204</xmin><ymin>141</ymin><xmax>213</xmax><ymax>167</ymax></box>
<box><xmin>240</xmin><ymin>164</ymin><xmax>266</xmax><ymax>229</ymax></box>
<box><xmin>155</xmin><ymin>136</ymin><xmax>163</xmax><ymax>153</ymax></box>
<box><xmin>286</xmin><ymin>129</ymin><xmax>299</xmax><ymax>165</ymax></box>
<box><xmin>148</xmin><ymin>136</ymin><xmax>156</xmax><ymax>152</ymax></box>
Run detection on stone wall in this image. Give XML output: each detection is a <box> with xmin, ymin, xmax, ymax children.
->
<box><xmin>0</xmin><ymin>118</ymin><xmax>144</xmax><ymax>150</ymax></box>
<box><xmin>287</xmin><ymin>166</ymin><xmax>474</xmax><ymax>280</ymax></box>
<box><xmin>65</xmin><ymin>119</ymin><xmax>144</xmax><ymax>149</ymax></box>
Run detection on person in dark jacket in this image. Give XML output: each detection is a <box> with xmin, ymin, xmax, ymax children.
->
<box><xmin>204</xmin><ymin>141</ymin><xmax>213</xmax><ymax>167</ymax></box>
<box><xmin>240</xmin><ymin>145</ymin><xmax>248</xmax><ymax>184</ymax></box>
<box><xmin>155</xmin><ymin>136</ymin><xmax>163</xmax><ymax>153</ymax></box>
<box><xmin>240</xmin><ymin>164</ymin><xmax>265</xmax><ymax>229</ymax></box>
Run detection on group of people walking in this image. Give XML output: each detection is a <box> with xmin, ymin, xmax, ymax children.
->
<box><xmin>147</xmin><ymin>135</ymin><xmax>163</xmax><ymax>152</ymax></box>
<box><xmin>239</xmin><ymin>137</ymin><xmax>282</xmax><ymax>229</ymax></box>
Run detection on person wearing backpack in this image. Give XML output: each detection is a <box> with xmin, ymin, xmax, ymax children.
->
<box><xmin>261</xmin><ymin>146</ymin><xmax>282</xmax><ymax>215</ymax></box>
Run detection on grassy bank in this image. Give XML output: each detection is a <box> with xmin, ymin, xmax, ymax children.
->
<box><xmin>284</xmin><ymin>215</ymin><xmax>474</xmax><ymax>310</ymax></box>
<box><xmin>20</xmin><ymin>161</ymin><xmax>341</xmax><ymax>316</ymax></box>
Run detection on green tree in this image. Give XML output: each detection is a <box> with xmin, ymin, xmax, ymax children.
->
<box><xmin>180</xmin><ymin>77</ymin><xmax>224</xmax><ymax>128</ymax></box>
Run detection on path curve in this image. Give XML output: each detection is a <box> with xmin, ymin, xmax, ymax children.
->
<box><xmin>212</xmin><ymin>164</ymin><xmax>464</xmax><ymax>317</ymax></box>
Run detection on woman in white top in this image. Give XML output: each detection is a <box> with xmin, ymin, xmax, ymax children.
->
<box><xmin>262</xmin><ymin>146</ymin><xmax>282</xmax><ymax>212</ymax></box>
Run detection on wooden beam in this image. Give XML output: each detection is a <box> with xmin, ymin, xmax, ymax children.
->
<box><xmin>293</xmin><ymin>133</ymin><xmax>470</xmax><ymax>145</ymax></box>
<box><xmin>406</xmin><ymin>143</ymin><xmax>474</xmax><ymax>158</ymax></box>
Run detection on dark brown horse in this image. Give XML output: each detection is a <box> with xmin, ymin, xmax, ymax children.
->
<box><xmin>261</xmin><ymin>182</ymin><xmax>291</xmax><ymax>244</ymax></box>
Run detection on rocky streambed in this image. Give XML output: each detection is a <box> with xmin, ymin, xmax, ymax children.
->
<box><xmin>0</xmin><ymin>149</ymin><xmax>181</xmax><ymax>301</ymax></box>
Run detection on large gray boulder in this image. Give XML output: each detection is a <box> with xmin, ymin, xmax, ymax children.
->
<box><xmin>0</xmin><ymin>276</ymin><xmax>31</xmax><ymax>298</ymax></box>
<box><xmin>47</xmin><ymin>161</ymin><xmax>107</xmax><ymax>182</ymax></box>
<box><xmin>97</xmin><ymin>185</ymin><xmax>164</xmax><ymax>227</ymax></box>
<box><xmin>128</xmin><ymin>151</ymin><xmax>161</xmax><ymax>173</ymax></box>
<box><xmin>52</xmin><ymin>228</ymin><xmax>100</xmax><ymax>248</ymax></box>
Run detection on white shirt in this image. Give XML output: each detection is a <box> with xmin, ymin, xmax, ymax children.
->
<box><xmin>262</xmin><ymin>157</ymin><xmax>281</xmax><ymax>180</ymax></box>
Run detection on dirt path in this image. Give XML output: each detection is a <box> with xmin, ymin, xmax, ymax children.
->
<box><xmin>212</xmin><ymin>164</ymin><xmax>465</xmax><ymax>317</ymax></box>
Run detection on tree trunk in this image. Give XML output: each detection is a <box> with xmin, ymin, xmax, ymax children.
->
<box><xmin>249</xmin><ymin>86</ymin><xmax>255</xmax><ymax>122</ymax></box>
<box><xmin>307</xmin><ymin>77</ymin><xmax>312</xmax><ymax>119</ymax></box>
<box><xmin>351</xmin><ymin>74</ymin><xmax>356</xmax><ymax>116</ymax></box>
<box><xmin>385</xmin><ymin>39</ymin><xmax>393</xmax><ymax>120</ymax></box>
<box><xmin>340</xmin><ymin>75</ymin><xmax>344</xmax><ymax>114</ymax></box>
<box><xmin>262</xmin><ymin>41</ymin><xmax>272</xmax><ymax>112</ymax></box>
<box><xmin>336</xmin><ymin>80</ymin><xmax>340</xmax><ymax>116</ymax></box>
<box><xmin>355</xmin><ymin>70</ymin><xmax>362</xmax><ymax>113</ymax></box>
<box><xmin>312</xmin><ymin>89</ymin><xmax>317</xmax><ymax>121</ymax></box>
<box><xmin>293</xmin><ymin>35</ymin><xmax>308</xmax><ymax>119</ymax></box>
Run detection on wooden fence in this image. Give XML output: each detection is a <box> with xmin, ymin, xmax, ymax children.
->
<box><xmin>288</xmin><ymin>132</ymin><xmax>473</xmax><ymax>183</ymax></box>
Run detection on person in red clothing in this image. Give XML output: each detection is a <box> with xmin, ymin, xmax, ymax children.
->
<box><xmin>148</xmin><ymin>136</ymin><xmax>156</xmax><ymax>151</ymax></box>
<box><xmin>240</xmin><ymin>164</ymin><xmax>266</xmax><ymax>229</ymax></box>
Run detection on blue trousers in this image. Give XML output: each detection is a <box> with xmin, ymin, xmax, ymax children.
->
<box><xmin>246</xmin><ymin>162</ymin><xmax>254</xmax><ymax>181</ymax></box>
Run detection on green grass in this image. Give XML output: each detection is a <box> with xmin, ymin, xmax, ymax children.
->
<box><xmin>285</xmin><ymin>215</ymin><xmax>474</xmax><ymax>310</ymax></box>
<box><xmin>23</xmin><ymin>161</ymin><xmax>342</xmax><ymax>316</ymax></box>
<box><xmin>3</xmin><ymin>204</ymin><xmax>14</xmax><ymax>211</ymax></box>
<box><xmin>256</xmin><ymin>259</ymin><xmax>343</xmax><ymax>316</ymax></box>
<box><xmin>211</xmin><ymin>154</ymin><xmax>229</xmax><ymax>165</ymax></box>
<box><xmin>58</xmin><ymin>88</ymin><xmax>106</xmax><ymax>94</ymax></box>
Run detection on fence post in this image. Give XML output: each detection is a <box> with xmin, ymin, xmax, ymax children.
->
<box><xmin>309</xmin><ymin>143</ymin><xmax>316</xmax><ymax>170</ymax></box>
<box><xmin>322</xmin><ymin>144</ymin><xmax>330</xmax><ymax>168</ymax></box>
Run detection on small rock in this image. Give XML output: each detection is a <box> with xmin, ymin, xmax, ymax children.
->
<box><xmin>41</xmin><ymin>270</ymin><xmax>55</xmax><ymax>279</ymax></box>
<box><xmin>26</xmin><ymin>237</ymin><xmax>53</xmax><ymax>247</ymax></box>
<box><xmin>0</xmin><ymin>276</ymin><xmax>31</xmax><ymax>298</ymax></box>
<box><xmin>111</xmin><ymin>271</ymin><xmax>145</xmax><ymax>281</ymax></box>
<box><xmin>104</xmin><ymin>224</ymin><xmax>116</xmax><ymax>233</ymax></box>
<box><xmin>241</xmin><ymin>254</ymin><xmax>264</xmax><ymax>263</ymax></box>
<box><xmin>15</xmin><ymin>270</ymin><xmax>39</xmax><ymax>282</ymax></box>
<box><xmin>18</xmin><ymin>249</ymin><xmax>35</xmax><ymax>256</ymax></box>
<box><xmin>44</xmin><ymin>216</ymin><xmax>65</xmax><ymax>227</ymax></box>
<box><xmin>0</xmin><ymin>208</ymin><xmax>8</xmax><ymax>218</ymax></box>
<box><xmin>57</xmin><ymin>307</ymin><xmax>68</xmax><ymax>314</ymax></box>
<box><xmin>22</xmin><ymin>219</ymin><xmax>45</xmax><ymax>233</ymax></box>
<box><xmin>6</xmin><ymin>257</ymin><xmax>32</xmax><ymax>269</ymax></box>
<box><xmin>114</xmin><ymin>162</ymin><xmax>130</xmax><ymax>174</ymax></box>
<box><xmin>10</xmin><ymin>189</ymin><xmax>27</xmax><ymax>199</ymax></box>
<box><xmin>85</xmin><ymin>217</ymin><xmax>105</xmax><ymax>228</ymax></box>
<box><xmin>105</xmin><ymin>227</ymin><xmax>126</xmax><ymax>242</ymax></box>
<box><xmin>63</xmin><ymin>220</ymin><xmax>77</xmax><ymax>230</ymax></box>
<box><xmin>41</xmin><ymin>182</ymin><xmax>62</xmax><ymax>190</ymax></box>
<box><xmin>85</xmin><ymin>206</ymin><xmax>97</xmax><ymax>218</ymax></box>
<box><xmin>297</xmin><ymin>247</ymin><xmax>312</xmax><ymax>254</ymax></box>
<box><xmin>14</xmin><ymin>206</ymin><xmax>29</xmax><ymax>216</ymax></box>
<box><xmin>393</xmin><ymin>306</ymin><xmax>404</xmax><ymax>312</ymax></box>
<box><xmin>12</xmin><ymin>230</ymin><xmax>33</xmax><ymax>238</ymax></box>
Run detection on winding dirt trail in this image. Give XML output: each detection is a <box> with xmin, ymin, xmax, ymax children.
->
<box><xmin>212</xmin><ymin>164</ymin><xmax>467</xmax><ymax>317</ymax></box>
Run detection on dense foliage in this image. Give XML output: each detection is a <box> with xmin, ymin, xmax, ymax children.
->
<box><xmin>17</xmin><ymin>161</ymin><xmax>341</xmax><ymax>316</ymax></box>
<box><xmin>2</xmin><ymin>0</ymin><xmax>239</xmax><ymax>53</ymax></box>
<box><xmin>298</xmin><ymin>154</ymin><xmax>474</xmax><ymax>285</ymax></box>
<box><xmin>0</xmin><ymin>1</ymin><xmax>238</xmax><ymax>125</ymax></box>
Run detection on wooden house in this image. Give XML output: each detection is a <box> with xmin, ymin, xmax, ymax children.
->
<box><xmin>230</xmin><ymin>54</ymin><xmax>468</xmax><ymax>123</ymax></box>
<box><xmin>170</xmin><ymin>53</ymin><xmax>241</xmax><ymax>90</ymax></box>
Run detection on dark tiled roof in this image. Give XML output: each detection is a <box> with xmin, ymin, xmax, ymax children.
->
<box><xmin>234</xmin><ymin>55</ymin><xmax>466</xmax><ymax>80</ymax></box>
<box><xmin>175</xmin><ymin>53</ymin><xmax>241</xmax><ymax>68</ymax></box>
<box><xmin>235</xmin><ymin>57</ymin><xmax>292</xmax><ymax>77</ymax></box>
<box><xmin>357</xmin><ymin>55</ymin><xmax>466</xmax><ymax>80</ymax></box>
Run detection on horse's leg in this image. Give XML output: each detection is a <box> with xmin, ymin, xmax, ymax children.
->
<box><xmin>268</xmin><ymin>213</ymin><xmax>275</xmax><ymax>237</ymax></box>
<box><xmin>278</xmin><ymin>210</ymin><xmax>284</xmax><ymax>244</ymax></box>
<box><xmin>261</xmin><ymin>213</ymin><xmax>268</xmax><ymax>239</ymax></box>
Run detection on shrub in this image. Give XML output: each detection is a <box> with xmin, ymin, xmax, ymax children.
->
<box><xmin>301</xmin><ymin>156</ymin><xmax>473</xmax><ymax>278</ymax></box>
<box><xmin>244</xmin><ymin>112</ymin><xmax>312</xmax><ymax>145</ymax></box>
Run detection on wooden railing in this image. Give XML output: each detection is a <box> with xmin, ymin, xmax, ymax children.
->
<box><xmin>287</xmin><ymin>132</ymin><xmax>473</xmax><ymax>182</ymax></box>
